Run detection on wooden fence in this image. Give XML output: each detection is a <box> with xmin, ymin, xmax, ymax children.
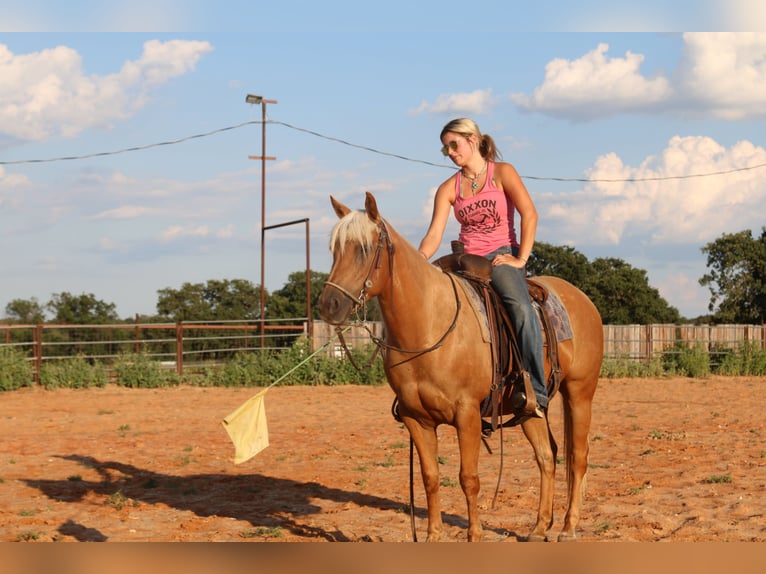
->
<box><xmin>602</xmin><ymin>323</ymin><xmax>766</xmax><ymax>360</ymax></box>
<box><xmin>312</xmin><ymin>321</ymin><xmax>766</xmax><ymax>362</ymax></box>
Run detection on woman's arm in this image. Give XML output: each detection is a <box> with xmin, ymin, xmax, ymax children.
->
<box><xmin>496</xmin><ymin>162</ymin><xmax>538</xmax><ymax>267</ymax></box>
<box><xmin>418</xmin><ymin>179</ymin><xmax>455</xmax><ymax>259</ymax></box>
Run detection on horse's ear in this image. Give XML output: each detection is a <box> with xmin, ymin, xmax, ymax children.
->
<box><xmin>364</xmin><ymin>192</ymin><xmax>382</xmax><ymax>223</ymax></box>
<box><xmin>330</xmin><ymin>195</ymin><xmax>351</xmax><ymax>219</ymax></box>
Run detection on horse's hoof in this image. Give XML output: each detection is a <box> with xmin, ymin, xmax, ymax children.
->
<box><xmin>524</xmin><ymin>532</ymin><xmax>548</xmax><ymax>542</ymax></box>
<box><xmin>557</xmin><ymin>531</ymin><xmax>578</xmax><ymax>542</ymax></box>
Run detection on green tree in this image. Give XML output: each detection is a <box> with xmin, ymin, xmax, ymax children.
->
<box><xmin>700</xmin><ymin>228</ymin><xmax>766</xmax><ymax>323</ymax></box>
<box><xmin>46</xmin><ymin>292</ymin><xmax>119</xmax><ymax>324</ymax></box>
<box><xmin>267</xmin><ymin>270</ymin><xmax>328</xmax><ymax>320</ymax></box>
<box><xmin>588</xmin><ymin>258</ymin><xmax>681</xmax><ymax>324</ymax></box>
<box><xmin>528</xmin><ymin>242</ymin><xmax>680</xmax><ymax>324</ymax></box>
<box><xmin>4</xmin><ymin>297</ymin><xmax>45</xmax><ymax>323</ymax></box>
<box><xmin>156</xmin><ymin>279</ymin><xmax>262</xmax><ymax>322</ymax></box>
<box><xmin>528</xmin><ymin>242</ymin><xmax>593</xmax><ymax>289</ymax></box>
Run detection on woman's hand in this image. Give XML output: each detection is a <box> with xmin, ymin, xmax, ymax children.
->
<box><xmin>491</xmin><ymin>253</ymin><xmax>527</xmax><ymax>269</ymax></box>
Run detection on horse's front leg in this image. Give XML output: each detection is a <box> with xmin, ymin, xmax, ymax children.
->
<box><xmin>403</xmin><ymin>418</ymin><xmax>443</xmax><ymax>541</ymax></box>
<box><xmin>521</xmin><ymin>415</ymin><xmax>556</xmax><ymax>542</ymax></box>
<box><xmin>455</xmin><ymin>408</ymin><xmax>483</xmax><ymax>541</ymax></box>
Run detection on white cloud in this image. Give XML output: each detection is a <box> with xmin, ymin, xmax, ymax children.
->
<box><xmin>677</xmin><ymin>32</ymin><xmax>766</xmax><ymax>119</ymax></box>
<box><xmin>540</xmin><ymin>135</ymin><xmax>766</xmax><ymax>246</ymax></box>
<box><xmin>411</xmin><ymin>89</ymin><xmax>496</xmax><ymax>115</ymax></box>
<box><xmin>0</xmin><ymin>39</ymin><xmax>213</xmax><ymax>141</ymax></box>
<box><xmin>159</xmin><ymin>224</ymin><xmax>210</xmax><ymax>241</ymax></box>
<box><xmin>512</xmin><ymin>33</ymin><xmax>766</xmax><ymax>120</ymax></box>
<box><xmin>88</xmin><ymin>205</ymin><xmax>161</xmax><ymax>220</ymax></box>
<box><xmin>511</xmin><ymin>43</ymin><xmax>672</xmax><ymax>119</ymax></box>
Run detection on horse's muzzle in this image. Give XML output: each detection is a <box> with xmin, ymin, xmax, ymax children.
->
<box><xmin>317</xmin><ymin>286</ymin><xmax>354</xmax><ymax>325</ymax></box>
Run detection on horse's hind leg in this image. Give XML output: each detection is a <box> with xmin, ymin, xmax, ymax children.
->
<box><xmin>521</xmin><ymin>416</ymin><xmax>556</xmax><ymax>542</ymax></box>
<box><xmin>558</xmin><ymin>379</ymin><xmax>596</xmax><ymax>542</ymax></box>
<box><xmin>403</xmin><ymin>418</ymin><xmax>443</xmax><ymax>541</ymax></box>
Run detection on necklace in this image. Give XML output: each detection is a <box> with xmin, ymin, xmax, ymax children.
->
<box><xmin>463</xmin><ymin>162</ymin><xmax>487</xmax><ymax>191</ymax></box>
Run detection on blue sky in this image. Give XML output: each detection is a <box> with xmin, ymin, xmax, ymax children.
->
<box><xmin>1</xmin><ymin>2</ymin><xmax>766</xmax><ymax>320</ymax></box>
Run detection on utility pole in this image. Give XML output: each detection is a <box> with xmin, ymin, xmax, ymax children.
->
<box><xmin>245</xmin><ymin>94</ymin><xmax>277</xmax><ymax>346</ymax></box>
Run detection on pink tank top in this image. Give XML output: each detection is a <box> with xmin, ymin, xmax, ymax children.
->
<box><xmin>453</xmin><ymin>161</ymin><xmax>518</xmax><ymax>256</ymax></box>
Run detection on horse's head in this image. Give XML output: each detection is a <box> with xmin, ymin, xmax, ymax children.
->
<box><xmin>318</xmin><ymin>192</ymin><xmax>392</xmax><ymax>325</ymax></box>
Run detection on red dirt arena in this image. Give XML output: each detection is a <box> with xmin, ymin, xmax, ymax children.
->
<box><xmin>0</xmin><ymin>376</ymin><xmax>764</xmax><ymax>542</ymax></box>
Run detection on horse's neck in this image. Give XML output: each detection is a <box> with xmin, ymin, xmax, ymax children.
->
<box><xmin>376</xmin><ymin>239</ymin><xmax>449</xmax><ymax>342</ymax></box>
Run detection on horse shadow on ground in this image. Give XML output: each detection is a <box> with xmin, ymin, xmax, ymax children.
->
<box><xmin>21</xmin><ymin>454</ymin><xmax>521</xmax><ymax>542</ymax></box>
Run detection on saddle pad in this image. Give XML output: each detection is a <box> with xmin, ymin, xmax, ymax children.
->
<box><xmin>454</xmin><ymin>275</ymin><xmax>492</xmax><ymax>343</ymax></box>
<box><xmin>541</xmin><ymin>286</ymin><xmax>574</xmax><ymax>342</ymax></box>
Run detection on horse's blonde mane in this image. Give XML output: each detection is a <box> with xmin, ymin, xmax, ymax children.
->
<box><xmin>329</xmin><ymin>210</ymin><xmax>379</xmax><ymax>256</ymax></box>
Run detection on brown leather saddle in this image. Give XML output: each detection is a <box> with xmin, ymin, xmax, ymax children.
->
<box><xmin>433</xmin><ymin>249</ymin><xmax>563</xmax><ymax>431</ymax></box>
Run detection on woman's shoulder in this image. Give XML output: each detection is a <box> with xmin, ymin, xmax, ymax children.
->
<box><xmin>436</xmin><ymin>173</ymin><xmax>458</xmax><ymax>203</ymax></box>
<box><xmin>491</xmin><ymin>161</ymin><xmax>518</xmax><ymax>174</ymax></box>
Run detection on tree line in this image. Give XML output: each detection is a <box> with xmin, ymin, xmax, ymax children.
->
<box><xmin>4</xmin><ymin>228</ymin><xmax>765</xmax><ymax>326</ymax></box>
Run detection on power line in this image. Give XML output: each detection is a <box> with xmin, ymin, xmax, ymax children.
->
<box><xmin>2</xmin><ymin>118</ymin><xmax>765</xmax><ymax>183</ymax></box>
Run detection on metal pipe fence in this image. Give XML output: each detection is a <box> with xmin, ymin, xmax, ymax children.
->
<box><xmin>0</xmin><ymin>319</ymin><xmax>307</xmax><ymax>384</ymax></box>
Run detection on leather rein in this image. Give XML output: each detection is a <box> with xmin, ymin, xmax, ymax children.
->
<box><xmin>323</xmin><ymin>221</ymin><xmax>462</xmax><ymax>365</ymax></box>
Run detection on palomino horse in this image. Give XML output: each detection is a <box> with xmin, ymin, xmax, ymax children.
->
<box><xmin>318</xmin><ymin>192</ymin><xmax>603</xmax><ymax>542</ymax></box>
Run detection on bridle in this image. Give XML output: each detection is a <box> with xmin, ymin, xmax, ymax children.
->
<box><xmin>324</xmin><ymin>221</ymin><xmax>395</xmax><ymax>315</ymax></box>
<box><xmin>323</xmin><ymin>220</ymin><xmax>461</xmax><ymax>365</ymax></box>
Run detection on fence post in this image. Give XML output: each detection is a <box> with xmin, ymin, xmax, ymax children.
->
<box><xmin>34</xmin><ymin>323</ymin><xmax>43</xmax><ymax>385</ymax></box>
<box><xmin>176</xmin><ymin>323</ymin><xmax>184</xmax><ymax>377</ymax></box>
<box><xmin>134</xmin><ymin>314</ymin><xmax>140</xmax><ymax>354</ymax></box>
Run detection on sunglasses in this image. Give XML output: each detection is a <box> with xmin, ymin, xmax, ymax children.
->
<box><xmin>440</xmin><ymin>140</ymin><xmax>460</xmax><ymax>156</ymax></box>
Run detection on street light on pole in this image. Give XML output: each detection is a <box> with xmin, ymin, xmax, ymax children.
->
<box><xmin>246</xmin><ymin>94</ymin><xmax>277</xmax><ymax>345</ymax></box>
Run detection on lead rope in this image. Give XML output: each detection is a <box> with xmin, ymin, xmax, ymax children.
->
<box><xmin>409</xmin><ymin>437</ymin><xmax>417</xmax><ymax>542</ymax></box>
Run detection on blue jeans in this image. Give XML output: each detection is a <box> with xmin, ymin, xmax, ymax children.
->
<box><xmin>483</xmin><ymin>245</ymin><xmax>548</xmax><ymax>409</ymax></box>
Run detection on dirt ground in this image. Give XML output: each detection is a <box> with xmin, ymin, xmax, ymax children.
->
<box><xmin>1</xmin><ymin>376</ymin><xmax>764</xmax><ymax>543</ymax></box>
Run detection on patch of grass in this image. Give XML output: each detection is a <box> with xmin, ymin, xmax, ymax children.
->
<box><xmin>18</xmin><ymin>509</ymin><xmax>36</xmax><ymax>517</ymax></box>
<box><xmin>639</xmin><ymin>449</ymin><xmax>654</xmax><ymax>456</ymax></box>
<box><xmin>105</xmin><ymin>491</ymin><xmax>131</xmax><ymax>510</ymax></box>
<box><xmin>355</xmin><ymin>478</ymin><xmax>368</xmax><ymax>489</ymax></box>
<box><xmin>702</xmin><ymin>474</ymin><xmax>733</xmax><ymax>484</ymax></box>
<box><xmin>378</xmin><ymin>454</ymin><xmax>395</xmax><ymax>468</ymax></box>
<box><xmin>240</xmin><ymin>527</ymin><xmax>283</xmax><ymax>539</ymax></box>
<box><xmin>118</xmin><ymin>424</ymin><xmax>131</xmax><ymax>437</ymax></box>
<box><xmin>594</xmin><ymin>521</ymin><xmax>612</xmax><ymax>535</ymax></box>
<box><xmin>355</xmin><ymin>465</ymin><xmax>369</xmax><ymax>472</ymax></box>
<box><xmin>390</xmin><ymin>441</ymin><xmax>408</xmax><ymax>449</ymax></box>
<box><xmin>143</xmin><ymin>478</ymin><xmax>159</xmax><ymax>489</ymax></box>
<box><xmin>440</xmin><ymin>476</ymin><xmax>458</xmax><ymax>488</ymax></box>
<box><xmin>627</xmin><ymin>481</ymin><xmax>651</xmax><ymax>495</ymax></box>
<box><xmin>66</xmin><ymin>475</ymin><xmax>82</xmax><ymax>482</ymax></box>
<box><xmin>437</xmin><ymin>456</ymin><xmax>447</xmax><ymax>465</ymax></box>
<box><xmin>17</xmin><ymin>530</ymin><xmax>41</xmax><ymax>541</ymax></box>
<box><xmin>176</xmin><ymin>455</ymin><xmax>197</xmax><ymax>467</ymax></box>
<box><xmin>588</xmin><ymin>462</ymin><xmax>611</xmax><ymax>469</ymax></box>
<box><xmin>98</xmin><ymin>409</ymin><xmax>115</xmax><ymax>415</ymax></box>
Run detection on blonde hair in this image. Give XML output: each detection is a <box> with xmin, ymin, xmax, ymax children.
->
<box><xmin>440</xmin><ymin>118</ymin><xmax>502</xmax><ymax>162</ymax></box>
